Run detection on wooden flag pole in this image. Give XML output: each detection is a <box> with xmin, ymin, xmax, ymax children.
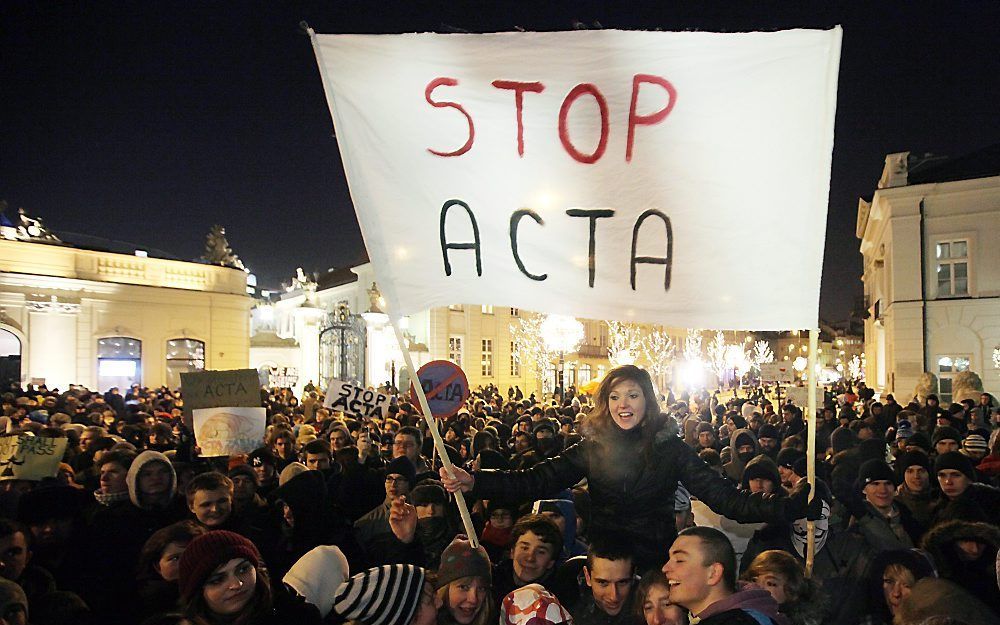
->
<box><xmin>805</xmin><ymin>328</ymin><xmax>819</xmax><ymax>577</ymax></box>
<box><xmin>387</xmin><ymin>313</ymin><xmax>480</xmax><ymax>548</ymax></box>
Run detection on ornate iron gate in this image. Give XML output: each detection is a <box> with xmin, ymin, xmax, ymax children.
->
<box><xmin>319</xmin><ymin>304</ymin><xmax>366</xmax><ymax>385</ymax></box>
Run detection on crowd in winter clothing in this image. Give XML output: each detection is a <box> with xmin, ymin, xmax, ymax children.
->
<box><xmin>1</xmin><ymin>369</ymin><xmax>999</xmax><ymax>625</ymax></box>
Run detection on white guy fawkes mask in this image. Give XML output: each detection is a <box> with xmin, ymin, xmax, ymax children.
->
<box><xmin>790</xmin><ymin>500</ymin><xmax>830</xmax><ymax>558</ymax></box>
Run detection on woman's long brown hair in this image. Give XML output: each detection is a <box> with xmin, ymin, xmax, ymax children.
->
<box><xmin>182</xmin><ymin>562</ymin><xmax>273</xmax><ymax>625</ymax></box>
<box><xmin>583</xmin><ymin>365</ymin><xmax>664</xmax><ymax>460</ymax></box>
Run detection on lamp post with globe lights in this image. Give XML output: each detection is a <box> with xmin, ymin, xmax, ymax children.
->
<box><xmin>540</xmin><ymin>314</ymin><xmax>584</xmax><ymax>399</ymax></box>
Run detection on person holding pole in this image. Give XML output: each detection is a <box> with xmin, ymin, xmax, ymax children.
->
<box><xmin>440</xmin><ymin>365</ymin><xmax>818</xmax><ymax>572</ymax></box>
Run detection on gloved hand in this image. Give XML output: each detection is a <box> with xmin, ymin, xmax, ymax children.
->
<box><xmin>784</xmin><ymin>479</ymin><xmax>825</xmax><ymax>522</ymax></box>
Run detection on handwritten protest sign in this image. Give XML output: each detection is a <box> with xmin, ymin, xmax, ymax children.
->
<box><xmin>311</xmin><ymin>28</ymin><xmax>841</xmax><ymax>330</ymax></box>
<box><xmin>0</xmin><ymin>435</ymin><xmax>68</xmax><ymax>481</ymax></box>
<box><xmin>192</xmin><ymin>407</ymin><xmax>267</xmax><ymax>457</ymax></box>
<box><xmin>760</xmin><ymin>363</ymin><xmax>795</xmax><ymax>384</ymax></box>
<box><xmin>181</xmin><ymin>369</ymin><xmax>261</xmax><ymax>428</ymax></box>
<box><xmin>324</xmin><ymin>379</ymin><xmax>390</xmax><ymax>420</ymax></box>
<box><xmin>785</xmin><ymin>385</ymin><xmax>824</xmax><ymax>409</ymax></box>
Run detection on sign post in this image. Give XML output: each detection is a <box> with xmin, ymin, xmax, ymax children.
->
<box><xmin>805</xmin><ymin>328</ymin><xmax>819</xmax><ymax>577</ymax></box>
<box><xmin>388</xmin><ymin>318</ymin><xmax>480</xmax><ymax>547</ymax></box>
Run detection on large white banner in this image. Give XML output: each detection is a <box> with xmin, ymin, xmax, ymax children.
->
<box><xmin>312</xmin><ymin>29</ymin><xmax>841</xmax><ymax>330</ymax></box>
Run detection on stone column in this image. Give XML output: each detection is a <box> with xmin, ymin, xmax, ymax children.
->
<box><xmin>26</xmin><ymin>297</ymin><xmax>81</xmax><ymax>390</ymax></box>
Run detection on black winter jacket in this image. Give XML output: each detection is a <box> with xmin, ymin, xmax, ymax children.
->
<box><xmin>473</xmin><ymin>415</ymin><xmax>795</xmax><ymax>570</ymax></box>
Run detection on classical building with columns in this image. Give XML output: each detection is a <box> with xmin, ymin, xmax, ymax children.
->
<box><xmin>857</xmin><ymin>146</ymin><xmax>1000</xmax><ymax>402</ymax></box>
<box><xmin>0</xmin><ymin>209</ymin><xmax>253</xmax><ymax>391</ymax></box>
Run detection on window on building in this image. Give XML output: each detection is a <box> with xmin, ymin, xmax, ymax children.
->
<box><xmin>448</xmin><ymin>336</ymin><xmax>463</xmax><ymax>367</ymax></box>
<box><xmin>166</xmin><ymin>338</ymin><xmax>206</xmax><ymax>389</ymax></box>
<box><xmin>567</xmin><ymin>362</ymin><xmax>577</xmax><ymax>387</ymax></box>
<box><xmin>936</xmin><ymin>240</ymin><xmax>969</xmax><ymax>296</ymax></box>
<box><xmin>579</xmin><ymin>364</ymin><xmax>592</xmax><ymax>384</ymax></box>
<box><xmin>481</xmin><ymin>339</ymin><xmax>493</xmax><ymax>377</ymax></box>
<box><xmin>544</xmin><ymin>363</ymin><xmax>556</xmax><ymax>394</ymax></box>
<box><xmin>97</xmin><ymin>337</ymin><xmax>142</xmax><ymax>392</ymax></box>
<box><xmin>510</xmin><ymin>341</ymin><xmax>520</xmax><ymax>377</ymax></box>
<box><xmin>510</xmin><ymin>307</ymin><xmax>519</xmax><ymax>317</ymax></box>
<box><xmin>937</xmin><ymin>355</ymin><xmax>971</xmax><ymax>404</ymax></box>
<box><xmin>448</xmin><ymin>304</ymin><xmax>464</xmax><ymax>311</ymax></box>
<box><xmin>481</xmin><ymin>305</ymin><xmax>494</xmax><ymax>315</ymax></box>
<box><xmin>597</xmin><ymin>364</ymin><xmax>606</xmax><ymax>379</ymax></box>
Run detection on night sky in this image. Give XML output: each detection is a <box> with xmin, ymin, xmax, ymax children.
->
<box><xmin>3</xmin><ymin>1</ymin><xmax>998</xmax><ymax>324</ymax></box>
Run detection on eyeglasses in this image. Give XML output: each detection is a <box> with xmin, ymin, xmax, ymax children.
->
<box><xmin>385</xmin><ymin>476</ymin><xmax>409</xmax><ymax>484</ymax></box>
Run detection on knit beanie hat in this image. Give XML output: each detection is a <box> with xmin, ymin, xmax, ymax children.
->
<box><xmin>283</xmin><ymin>545</ymin><xmax>349</xmax><ymax>618</ymax></box>
<box><xmin>757</xmin><ymin>424</ymin><xmax>780</xmax><ymax>440</ymax></box>
<box><xmin>697</xmin><ymin>422</ymin><xmax>715</xmax><ymax>435</ymax></box>
<box><xmin>410</xmin><ymin>482</ymin><xmax>447</xmax><ymax>507</ymax></box>
<box><xmin>741</xmin><ymin>402</ymin><xmax>758</xmax><ymax>420</ymax></box>
<box><xmin>733</xmin><ymin>431</ymin><xmax>755</xmax><ymax>449</ymax></box>
<box><xmin>792</xmin><ymin>456</ymin><xmax>808</xmax><ymax>479</ymax></box>
<box><xmin>334</xmin><ymin>564</ymin><xmax>426</xmax><ymax>625</ymax></box>
<box><xmin>476</xmin><ymin>449</ymin><xmax>511</xmax><ymax>471</ymax></box>
<box><xmin>178</xmin><ymin>530</ymin><xmax>262</xmax><ymax>603</ymax></box>
<box><xmin>776</xmin><ymin>448</ymin><xmax>805</xmax><ymax>470</ymax></box>
<box><xmin>278</xmin><ymin>462</ymin><xmax>308</xmax><ymax>487</ymax></box>
<box><xmin>247</xmin><ymin>447</ymin><xmax>277</xmax><ymax>469</ymax></box>
<box><xmin>501</xmin><ymin>583</ymin><xmax>572</xmax><ymax>625</ymax></box>
<box><xmin>962</xmin><ymin>434</ymin><xmax>989</xmax><ymax>455</ymax></box>
<box><xmin>385</xmin><ymin>456</ymin><xmax>416</xmax><ymax>486</ymax></box>
<box><xmin>436</xmin><ymin>535</ymin><xmax>492</xmax><ymax>589</ymax></box>
<box><xmin>857</xmin><ymin>459</ymin><xmax>898</xmax><ymax>491</ymax></box>
<box><xmin>831</xmin><ymin>427</ymin><xmax>857</xmax><ymax>454</ymax></box>
<box><xmin>907</xmin><ymin>432</ymin><xmax>932</xmax><ymax>453</ymax></box>
<box><xmin>228</xmin><ymin>463</ymin><xmax>259</xmax><ymax>486</ymax></box>
<box><xmin>932</xmin><ymin>426</ymin><xmax>960</xmax><ymax>446</ymax></box>
<box><xmin>895</xmin><ymin>450</ymin><xmax>931</xmax><ymax>482</ymax></box>
<box><xmin>0</xmin><ymin>578</ymin><xmax>27</xmax><ymax>621</ymax></box>
<box><xmin>934</xmin><ymin>451</ymin><xmax>976</xmax><ymax>481</ymax></box>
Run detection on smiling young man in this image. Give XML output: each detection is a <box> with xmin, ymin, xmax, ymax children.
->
<box><xmin>186</xmin><ymin>472</ymin><xmax>235</xmax><ymax>530</ymax></box>
<box><xmin>663</xmin><ymin>527</ymin><xmax>784</xmax><ymax>625</ymax></box>
<box><xmin>574</xmin><ymin>536</ymin><xmax>636</xmax><ymax>625</ymax></box>
<box><xmin>850</xmin><ymin>459</ymin><xmax>925</xmax><ymax>551</ymax></box>
<box><xmin>490</xmin><ymin>514</ymin><xmax>562</xmax><ymax>605</ymax></box>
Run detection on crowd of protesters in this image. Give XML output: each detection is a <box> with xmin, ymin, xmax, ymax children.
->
<box><xmin>1</xmin><ymin>365</ymin><xmax>999</xmax><ymax>625</ymax></box>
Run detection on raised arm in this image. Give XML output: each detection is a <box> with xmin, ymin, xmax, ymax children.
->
<box><xmin>667</xmin><ymin>438</ymin><xmax>811</xmax><ymax>524</ymax></box>
<box><xmin>439</xmin><ymin>442</ymin><xmax>589</xmax><ymax>503</ymax></box>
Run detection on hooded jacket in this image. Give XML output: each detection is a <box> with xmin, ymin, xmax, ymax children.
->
<box><xmin>930</xmin><ymin>481</ymin><xmax>1000</xmax><ymax>526</ymax></box>
<box><xmin>695</xmin><ymin>583</ymin><xmax>789</xmax><ymax>625</ymax></box>
<box><xmin>920</xmin><ymin>520</ymin><xmax>1000</xmax><ymax>613</ymax></box>
<box><xmin>894</xmin><ymin>577</ymin><xmax>1000</xmax><ymax>625</ymax></box>
<box><xmin>723</xmin><ymin>428</ymin><xmax>759</xmax><ymax>482</ymax></box>
<box><xmin>125</xmin><ymin>450</ymin><xmax>176</xmax><ymax>509</ymax></box>
<box><xmin>473</xmin><ymin>414</ymin><xmax>802</xmax><ymax>572</ymax></box>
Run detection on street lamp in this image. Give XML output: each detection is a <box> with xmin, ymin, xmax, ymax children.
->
<box><xmin>541</xmin><ymin>314</ymin><xmax>584</xmax><ymax>398</ymax></box>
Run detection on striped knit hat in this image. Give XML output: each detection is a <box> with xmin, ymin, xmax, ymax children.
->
<box><xmin>962</xmin><ymin>434</ymin><xmax>989</xmax><ymax>455</ymax></box>
<box><xmin>334</xmin><ymin>565</ymin><xmax>426</xmax><ymax>625</ymax></box>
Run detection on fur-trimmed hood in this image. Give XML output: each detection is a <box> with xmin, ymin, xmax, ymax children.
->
<box><xmin>125</xmin><ymin>450</ymin><xmax>176</xmax><ymax>508</ymax></box>
<box><xmin>895</xmin><ymin>577</ymin><xmax>1000</xmax><ymax>625</ymax></box>
<box><xmin>921</xmin><ymin>519</ymin><xmax>1000</xmax><ymax>578</ymax></box>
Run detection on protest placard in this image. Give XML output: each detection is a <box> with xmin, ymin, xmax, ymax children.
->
<box><xmin>324</xmin><ymin>379</ymin><xmax>390</xmax><ymax>420</ymax></box>
<box><xmin>192</xmin><ymin>407</ymin><xmax>267</xmax><ymax>457</ymax></box>
<box><xmin>181</xmin><ymin>369</ymin><xmax>262</xmax><ymax>428</ymax></box>
<box><xmin>311</xmin><ymin>28</ymin><xmax>841</xmax><ymax>330</ymax></box>
<box><xmin>785</xmin><ymin>385</ymin><xmax>824</xmax><ymax>410</ymax></box>
<box><xmin>0</xmin><ymin>435</ymin><xmax>68</xmax><ymax>481</ymax></box>
<box><xmin>760</xmin><ymin>363</ymin><xmax>795</xmax><ymax>383</ymax></box>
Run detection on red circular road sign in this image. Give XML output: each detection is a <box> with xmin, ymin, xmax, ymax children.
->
<box><xmin>412</xmin><ymin>360</ymin><xmax>470</xmax><ymax>418</ymax></box>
